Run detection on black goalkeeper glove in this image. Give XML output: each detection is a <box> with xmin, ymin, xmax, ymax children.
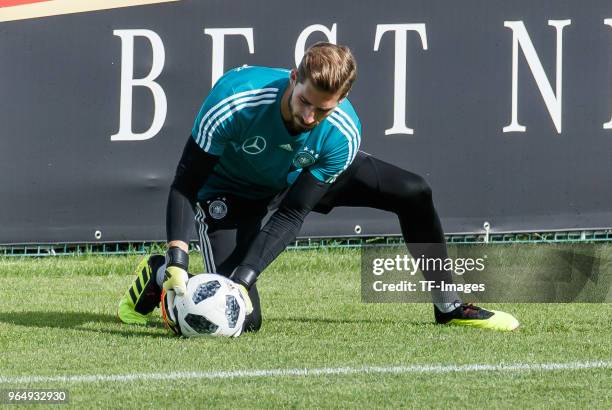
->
<box><xmin>229</xmin><ymin>266</ymin><xmax>258</xmax><ymax>315</ymax></box>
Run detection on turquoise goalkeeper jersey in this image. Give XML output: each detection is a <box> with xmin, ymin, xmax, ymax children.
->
<box><xmin>191</xmin><ymin>65</ymin><xmax>361</xmax><ymax>200</ymax></box>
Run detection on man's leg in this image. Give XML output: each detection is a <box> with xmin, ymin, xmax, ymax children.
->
<box><xmin>315</xmin><ymin>151</ymin><xmax>519</xmax><ymax>330</ymax></box>
<box><xmin>316</xmin><ymin>152</ymin><xmax>459</xmax><ymax>308</ymax></box>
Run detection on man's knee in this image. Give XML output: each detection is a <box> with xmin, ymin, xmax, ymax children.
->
<box><xmin>403</xmin><ymin>174</ymin><xmax>432</xmax><ymax>201</ymax></box>
<box><xmin>386</xmin><ymin>171</ymin><xmax>433</xmax><ymax>208</ymax></box>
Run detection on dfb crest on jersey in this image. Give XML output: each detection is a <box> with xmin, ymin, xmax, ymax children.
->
<box><xmin>293</xmin><ymin>150</ymin><xmax>316</xmax><ymax>168</ymax></box>
<box><xmin>208</xmin><ymin>199</ymin><xmax>228</xmax><ymax>220</ymax></box>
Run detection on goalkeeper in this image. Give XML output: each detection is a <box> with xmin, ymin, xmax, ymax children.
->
<box><xmin>118</xmin><ymin>42</ymin><xmax>519</xmax><ymax>332</ymax></box>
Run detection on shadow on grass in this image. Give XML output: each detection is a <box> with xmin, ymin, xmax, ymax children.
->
<box><xmin>0</xmin><ymin>311</ymin><xmax>170</xmax><ymax>339</ymax></box>
<box><xmin>1</xmin><ymin>312</ymin><xmax>432</xmax><ymax>339</ymax></box>
<box><xmin>266</xmin><ymin>316</ymin><xmax>432</xmax><ymax>326</ymax></box>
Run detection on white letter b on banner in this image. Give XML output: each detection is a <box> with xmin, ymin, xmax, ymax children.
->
<box><xmin>111</xmin><ymin>29</ymin><xmax>167</xmax><ymax>142</ymax></box>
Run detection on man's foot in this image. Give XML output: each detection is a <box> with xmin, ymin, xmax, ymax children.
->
<box><xmin>117</xmin><ymin>254</ymin><xmax>165</xmax><ymax>325</ymax></box>
<box><xmin>434</xmin><ymin>303</ymin><xmax>520</xmax><ymax>331</ymax></box>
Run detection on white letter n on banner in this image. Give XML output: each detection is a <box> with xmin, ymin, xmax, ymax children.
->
<box><xmin>111</xmin><ymin>29</ymin><xmax>167</xmax><ymax>142</ymax></box>
<box><xmin>503</xmin><ymin>20</ymin><xmax>571</xmax><ymax>134</ymax></box>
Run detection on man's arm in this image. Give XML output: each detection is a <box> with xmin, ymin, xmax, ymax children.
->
<box><xmin>165</xmin><ymin>68</ymin><xmax>239</xmax><ymax>292</ymax></box>
<box><xmin>229</xmin><ymin>110</ymin><xmax>360</xmax><ymax>289</ymax></box>
<box><xmin>164</xmin><ymin>135</ymin><xmax>219</xmax><ymax>294</ymax></box>
<box><xmin>230</xmin><ymin>171</ymin><xmax>331</xmax><ymax>289</ymax></box>
<box><xmin>167</xmin><ymin>135</ymin><xmax>220</xmax><ymax>246</ymax></box>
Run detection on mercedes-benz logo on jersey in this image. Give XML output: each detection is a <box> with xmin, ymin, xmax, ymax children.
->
<box><xmin>242</xmin><ymin>136</ymin><xmax>267</xmax><ymax>155</ymax></box>
<box><xmin>208</xmin><ymin>200</ymin><xmax>228</xmax><ymax>220</ymax></box>
<box><xmin>293</xmin><ymin>151</ymin><xmax>316</xmax><ymax>168</ymax></box>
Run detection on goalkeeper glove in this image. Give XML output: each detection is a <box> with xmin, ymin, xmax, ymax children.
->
<box><xmin>163</xmin><ymin>247</ymin><xmax>189</xmax><ymax>296</ymax></box>
<box><xmin>236</xmin><ymin>284</ymin><xmax>253</xmax><ymax>315</ymax></box>
<box><xmin>230</xmin><ymin>266</ymin><xmax>258</xmax><ymax>315</ymax></box>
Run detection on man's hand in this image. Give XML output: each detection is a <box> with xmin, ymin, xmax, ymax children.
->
<box><xmin>163</xmin><ymin>246</ymin><xmax>190</xmax><ymax>296</ymax></box>
<box><xmin>229</xmin><ymin>266</ymin><xmax>258</xmax><ymax>315</ymax></box>
<box><xmin>235</xmin><ymin>284</ymin><xmax>253</xmax><ymax>315</ymax></box>
<box><xmin>163</xmin><ymin>266</ymin><xmax>189</xmax><ymax>296</ymax></box>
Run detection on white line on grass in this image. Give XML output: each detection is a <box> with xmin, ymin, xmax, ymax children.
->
<box><xmin>1</xmin><ymin>361</ymin><xmax>611</xmax><ymax>385</ymax></box>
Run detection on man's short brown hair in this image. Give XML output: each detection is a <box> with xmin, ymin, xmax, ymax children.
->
<box><xmin>296</xmin><ymin>42</ymin><xmax>357</xmax><ymax>99</ymax></box>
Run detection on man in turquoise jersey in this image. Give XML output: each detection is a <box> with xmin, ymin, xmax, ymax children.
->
<box><xmin>118</xmin><ymin>43</ymin><xmax>519</xmax><ymax>332</ymax></box>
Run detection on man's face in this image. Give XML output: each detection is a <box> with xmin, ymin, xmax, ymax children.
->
<box><xmin>285</xmin><ymin>71</ymin><xmax>344</xmax><ymax>134</ymax></box>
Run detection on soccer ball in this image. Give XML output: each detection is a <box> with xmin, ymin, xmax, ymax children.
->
<box><xmin>161</xmin><ymin>273</ymin><xmax>246</xmax><ymax>338</ymax></box>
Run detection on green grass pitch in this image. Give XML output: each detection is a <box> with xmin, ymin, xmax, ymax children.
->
<box><xmin>1</xmin><ymin>246</ymin><xmax>611</xmax><ymax>409</ymax></box>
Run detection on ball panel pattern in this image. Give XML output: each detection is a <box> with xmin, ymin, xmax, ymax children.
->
<box><xmin>192</xmin><ymin>280</ymin><xmax>221</xmax><ymax>304</ymax></box>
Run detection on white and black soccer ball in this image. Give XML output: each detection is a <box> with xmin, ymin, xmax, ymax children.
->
<box><xmin>162</xmin><ymin>274</ymin><xmax>246</xmax><ymax>338</ymax></box>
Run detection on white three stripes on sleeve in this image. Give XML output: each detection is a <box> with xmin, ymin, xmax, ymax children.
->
<box><xmin>326</xmin><ymin>108</ymin><xmax>361</xmax><ymax>182</ymax></box>
<box><xmin>195</xmin><ymin>88</ymin><xmax>279</xmax><ymax>151</ymax></box>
